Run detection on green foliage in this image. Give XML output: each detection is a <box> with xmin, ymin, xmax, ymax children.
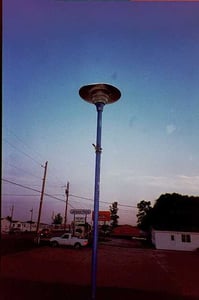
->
<box><xmin>52</xmin><ymin>213</ymin><xmax>63</xmax><ymax>225</ymax></box>
<box><xmin>151</xmin><ymin>193</ymin><xmax>199</xmax><ymax>231</ymax></box>
<box><xmin>109</xmin><ymin>201</ymin><xmax>119</xmax><ymax>228</ymax></box>
<box><xmin>136</xmin><ymin>200</ymin><xmax>152</xmax><ymax>230</ymax></box>
<box><xmin>137</xmin><ymin>193</ymin><xmax>199</xmax><ymax>232</ymax></box>
<box><xmin>99</xmin><ymin>224</ymin><xmax>111</xmax><ymax>237</ymax></box>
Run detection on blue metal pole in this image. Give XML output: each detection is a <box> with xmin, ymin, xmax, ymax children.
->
<box><xmin>91</xmin><ymin>102</ymin><xmax>104</xmax><ymax>300</ymax></box>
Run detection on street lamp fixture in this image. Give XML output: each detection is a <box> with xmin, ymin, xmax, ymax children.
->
<box><xmin>79</xmin><ymin>83</ymin><xmax>121</xmax><ymax>300</ymax></box>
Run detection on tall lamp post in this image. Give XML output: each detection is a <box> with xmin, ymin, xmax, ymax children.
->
<box><xmin>79</xmin><ymin>83</ymin><xmax>121</xmax><ymax>300</ymax></box>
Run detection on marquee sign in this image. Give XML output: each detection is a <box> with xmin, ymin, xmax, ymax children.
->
<box><xmin>70</xmin><ymin>209</ymin><xmax>91</xmax><ymax>215</ymax></box>
<box><xmin>92</xmin><ymin>211</ymin><xmax>111</xmax><ymax>221</ymax></box>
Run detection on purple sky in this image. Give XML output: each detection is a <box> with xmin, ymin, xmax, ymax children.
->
<box><xmin>2</xmin><ymin>0</ymin><xmax>199</xmax><ymax>225</ymax></box>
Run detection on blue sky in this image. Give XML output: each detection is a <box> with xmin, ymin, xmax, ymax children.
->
<box><xmin>2</xmin><ymin>0</ymin><xmax>199</xmax><ymax>225</ymax></box>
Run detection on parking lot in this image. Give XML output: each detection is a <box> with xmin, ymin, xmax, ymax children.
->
<box><xmin>1</xmin><ymin>237</ymin><xmax>199</xmax><ymax>300</ymax></box>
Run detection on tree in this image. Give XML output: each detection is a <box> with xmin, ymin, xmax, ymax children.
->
<box><xmin>137</xmin><ymin>193</ymin><xmax>199</xmax><ymax>232</ymax></box>
<box><xmin>109</xmin><ymin>202</ymin><xmax>119</xmax><ymax>228</ymax></box>
<box><xmin>100</xmin><ymin>224</ymin><xmax>111</xmax><ymax>237</ymax></box>
<box><xmin>52</xmin><ymin>213</ymin><xmax>63</xmax><ymax>225</ymax></box>
<box><xmin>6</xmin><ymin>216</ymin><xmax>12</xmax><ymax>222</ymax></box>
<box><xmin>136</xmin><ymin>200</ymin><xmax>152</xmax><ymax>230</ymax></box>
<box><xmin>151</xmin><ymin>193</ymin><xmax>199</xmax><ymax>231</ymax></box>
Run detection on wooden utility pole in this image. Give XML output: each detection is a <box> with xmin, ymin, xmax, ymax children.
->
<box><xmin>9</xmin><ymin>204</ymin><xmax>14</xmax><ymax>230</ymax></box>
<box><xmin>36</xmin><ymin>161</ymin><xmax>48</xmax><ymax>234</ymax></box>
<box><xmin>64</xmin><ymin>181</ymin><xmax>69</xmax><ymax>230</ymax></box>
<box><xmin>30</xmin><ymin>208</ymin><xmax>33</xmax><ymax>232</ymax></box>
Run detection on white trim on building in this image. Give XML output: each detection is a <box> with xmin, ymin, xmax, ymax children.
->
<box><xmin>1</xmin><ymin>218</ymin><xmax>11</xmax><ymax>233</ymax></box>
<box><xmin>152</xmin><ymin>229</ymin><xmax>199</xmax><ymax>251</ymax></box>
<box><xmin>21</xmin><ymin>222</ymin><xmax>37</xmax><ymax>232</ymax></box>
<box><xmin>1</xmin><ymin>218</ymin><xmax>49</xmax><ymax>233</ymax></box>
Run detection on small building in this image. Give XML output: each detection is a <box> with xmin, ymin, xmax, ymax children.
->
<box><xmin>111</xmin><ymin>225</ymin><xmax>141</xmax><ymax>238</ymax></box>
<box><xmin>21</xmin><ymin>221</ymin><xmax>37</xmax><ymax>232</ymax></box>
<box><xmin>10</xmin><ymin>220</ymin><xmax>23</xmax><ymax>231</ymax></box>
<box><xmin>1</xmin><ymin>218</ymin><xmax>49</xmax><ymax>233</ymax></box>
<box><xmin>1</xmin><ymin>217</ymin><xmax>11</xmax><ymax>233</ymax></box>
<box><xmin>152</xmin><ymin>229</ymin><xmax>199</xmax><ymax>251</ymax></box>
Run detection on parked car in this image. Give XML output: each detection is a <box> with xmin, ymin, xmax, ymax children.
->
<box><xmin>9</xmin><ymin>228</ymin><xmax>21</xmax><ymax>234</ymax></box>
<box><xmin>50</xmin><ymin>233</ymin><xmax>88</xmax><ymax>249</ymax></box>
<box><xmin>39</xmin><ymin>228</ymin><xmax>51</xmax><ymax>238</ymax></box>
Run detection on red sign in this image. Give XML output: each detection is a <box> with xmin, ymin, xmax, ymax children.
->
<box><xmin>92</xmin><ymin>211</ymin><xmax>111</xmax><ymax>222</ymax></box>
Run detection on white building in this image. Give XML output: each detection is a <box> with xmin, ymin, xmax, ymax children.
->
<box><xmin>21</xmin><ymin>221</ymin><xmax>37</xmax><ymax>232</ymax></box>
<box><xmin>1</xmin><ymin>218</ymin><xmax>11</xmax><ymax>233</ymax></box>
<box><xmin>10</xmin><ymin>220</ymin><xmax>23</xmax><ymax>231</ymax></box>
<box><xmin>1</xmin><ymin>218</ymin><xmax>48</xmax><ymax>233</ymax></box>
<box><xmin>152</xmin><ymin>229</ymin><xmax>199</xmax><ymax>251</ymax></box>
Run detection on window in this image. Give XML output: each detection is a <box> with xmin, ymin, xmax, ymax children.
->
<box><xmin>62</xmin><ymin>234</ymin><xmax>69</xmax><ymax>239</ymax></box>
<box><xmin>171</xmin><ymin>235</ymin><xmax>175</xmax><ymax>241</ymax></box>
<box><xmin>181</xmin><ymin>234</ymin><xmax>191</xmax><ymax>243</ymax></box>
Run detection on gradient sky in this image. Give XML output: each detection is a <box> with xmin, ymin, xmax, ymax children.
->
<box><xmin>2</xmin><ymin>0</ymin><xmax>199</xmax><ymax>225</ymax></box>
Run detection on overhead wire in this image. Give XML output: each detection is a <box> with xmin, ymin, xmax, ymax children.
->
<box><xmin>2</xmin><ymin>178</ymin><xmax>136</xmax><ymax>212</ymax></box>
<box><xmin>2</xmin><ymin>194</ymin><xmax>40</xmax><ymax>197</ymax></box>
<box><xmin>3</xmin><ymin>128</ymin><xmax>66</xmax><ymax>189</ymax></box>
<box><xmin>2</xmin><ymin>160</ymin><xmax>43</xmax><ymax>181</ymax></box>
<box><xmin>3</xmin><ymin>138</ymin><xmax>43</xmax><ymax>166</ymax></box>
<box><xmin>46</xmin><ymin>165</ymin><xmax>66</xmax><ymax>187</ymax></box>
<box><xmin>2</xmin><ymin>130</ymin><xmax>137</xmax><ymax>216</ymax></box>
<box><xmin>3</xmin><ymin>126</ymin><xmax>45</xmax><ymax>162</ymax></box>
<box><xmin>1</xmin><ymin>178</ymin><xmax>74</xmax><ymax>206</ymax></box>
<box><xmin>69</xmin><ymin>193</ymin><xmax>137</xmax><ymax>208</ymax></box>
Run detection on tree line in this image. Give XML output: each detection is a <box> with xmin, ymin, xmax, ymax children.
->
<box><xmin>137</xmin><ymin>193</ymin><xmax>199</xmax><ymax>232</ymax></box>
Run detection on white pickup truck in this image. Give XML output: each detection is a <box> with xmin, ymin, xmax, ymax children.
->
<box><xmin>50</xmin><ymin>233</ymin><xmax>88</xmax><ymax>249</ymax></box>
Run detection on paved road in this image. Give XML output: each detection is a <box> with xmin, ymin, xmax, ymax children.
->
<box><xmin>1</xmin><ymin>239</ymin><xmax>199</xmax><ymax>300</ymax></box>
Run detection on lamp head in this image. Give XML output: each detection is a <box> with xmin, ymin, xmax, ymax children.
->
<box><xmin>79</xmin><ymin>83</ymin><xmax>121</xmax><ymax>105</ymax></box>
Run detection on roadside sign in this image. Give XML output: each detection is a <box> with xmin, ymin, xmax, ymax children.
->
<box><xmin>75</xmin><ymin>216</ymin><xmax>85</xmax><ymax>225</ymax></box>
<box><xmin>92</xmin><ymin>211</ymin><xmax>111</xmax><ymax>221</ymax></box>
<box><xmin>70</xmin><ymin>209</ymin><xmax>91</xmax><ymax>215</ymax></box>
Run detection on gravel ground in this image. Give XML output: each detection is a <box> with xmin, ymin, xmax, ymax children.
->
<box><xmin>1</xmin><ymin>236</ymin><xmax>199</xmax><ymax>300</ymax></box>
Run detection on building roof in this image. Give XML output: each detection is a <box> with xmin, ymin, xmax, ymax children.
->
<box><xmin>112</xmin><ymin>225</ymin><xmax>140</xmax><ymax>237</ymax></box>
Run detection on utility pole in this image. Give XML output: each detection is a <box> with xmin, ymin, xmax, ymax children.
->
<box><xmin>9</xmin><ymin>204</ymin><xmax>14</xmax><ymax>230</ymax></box>
<box><xmin>36</xmin><ymin>161</ymin><xmax>48</xmax><ymax>234</ymax></box>
<box><xmin>51</xmin><ymin>211</ymin><xmax>55</xmax><ymax>223</ymax></box>
<box><xmin>64</xmin><ymin>181</ymin><xmax>69</xmax><ymax>230</ymax></box>
<box><xmin>30</xmin><ymin>208</ymin><xmax>33</xmax><ymax>232</ymax></box>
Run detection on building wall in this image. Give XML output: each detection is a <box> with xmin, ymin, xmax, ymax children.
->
<box><xmin>1</xmin><ymin>219</ymin><xmax>47</xmax><ymax>233</ymax></box>
<box><xmin>11</xmin><ymin>221</ymin><xmax>23</xmax><ymax>230</ymax></box>
<box><xmin>112</xmin><ymin>225</ymin><xmax>140</xmax><ymax>237</ymax></box>
<box><xmin>21</xmin><ymin>222</ymin><xmax>37</xmax><ymax>232</ymax></box>
<box><xmin>152</xmin><ymin>230</ymin><xmax>199</xmax><ymax>251</ymax></box>
<box><xmin>1</xmin><ymin>218</ymin><xmax>11</xmax><ymax>233</ymax></box>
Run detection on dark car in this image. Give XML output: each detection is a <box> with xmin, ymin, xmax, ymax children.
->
<box><xmin>40</xmin><ymin>228</ymin><xmax>51</xmax><ymax>238</ymax></box>
<box><xmin>9</xmin><ymin>228</ymin><xmax>21</xmax><ymax>235</ymax></box>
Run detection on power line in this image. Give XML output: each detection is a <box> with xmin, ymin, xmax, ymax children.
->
<box><xmin>47</xmin><ymin>166</ymin><xmax>66</xmax><ymax>187</ymax></box>
<box><xmin>2</xmin><ymin>194</ymin><xmax>39</xmax><ymax>197</ymax></box>
<box><xmin>3</xmin><ymin>126</ymin><xmax>45</xmax><ymax>162</ymax></box>
<box><xmin>2</xmin><ymin>179</ymin><xmax>136</xmax><ymax>209</ymax></box>
<box><xmin>2</xmin><ymin>178</ymin><xmax>43</xmax><ymax>193</ymax></box>
<box><xmin>2</xmin><ymin>161</ymin><xmax>43</xmax><ymax>180</ymax></box>
<box><xmin>3</xmin><ymin>128</ymin><xmax>65</xmax><ymax>187</ymax></box>
<box><xmin>1</xmin><ymin>178</ymin><xmax>71</xmax><ymax>205</ymax></box>
<box><xmin>69</xmin><ymin>193</ymin><xmax>137</xmax><ymax>208</ymax></box>
<box><xmin>2</xmin><ymin>176</ymin><xmax>42</xmax><ymax>187</ymax></box>
<box><xmin>3</xmin><ymin>159</ymin><xmax>66</xmax><ymax>193</ymax></box>
<box><xmin>3</xmin><ymin>138</ymin><xmax>42</xmax><ymax>166</ymax></box>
